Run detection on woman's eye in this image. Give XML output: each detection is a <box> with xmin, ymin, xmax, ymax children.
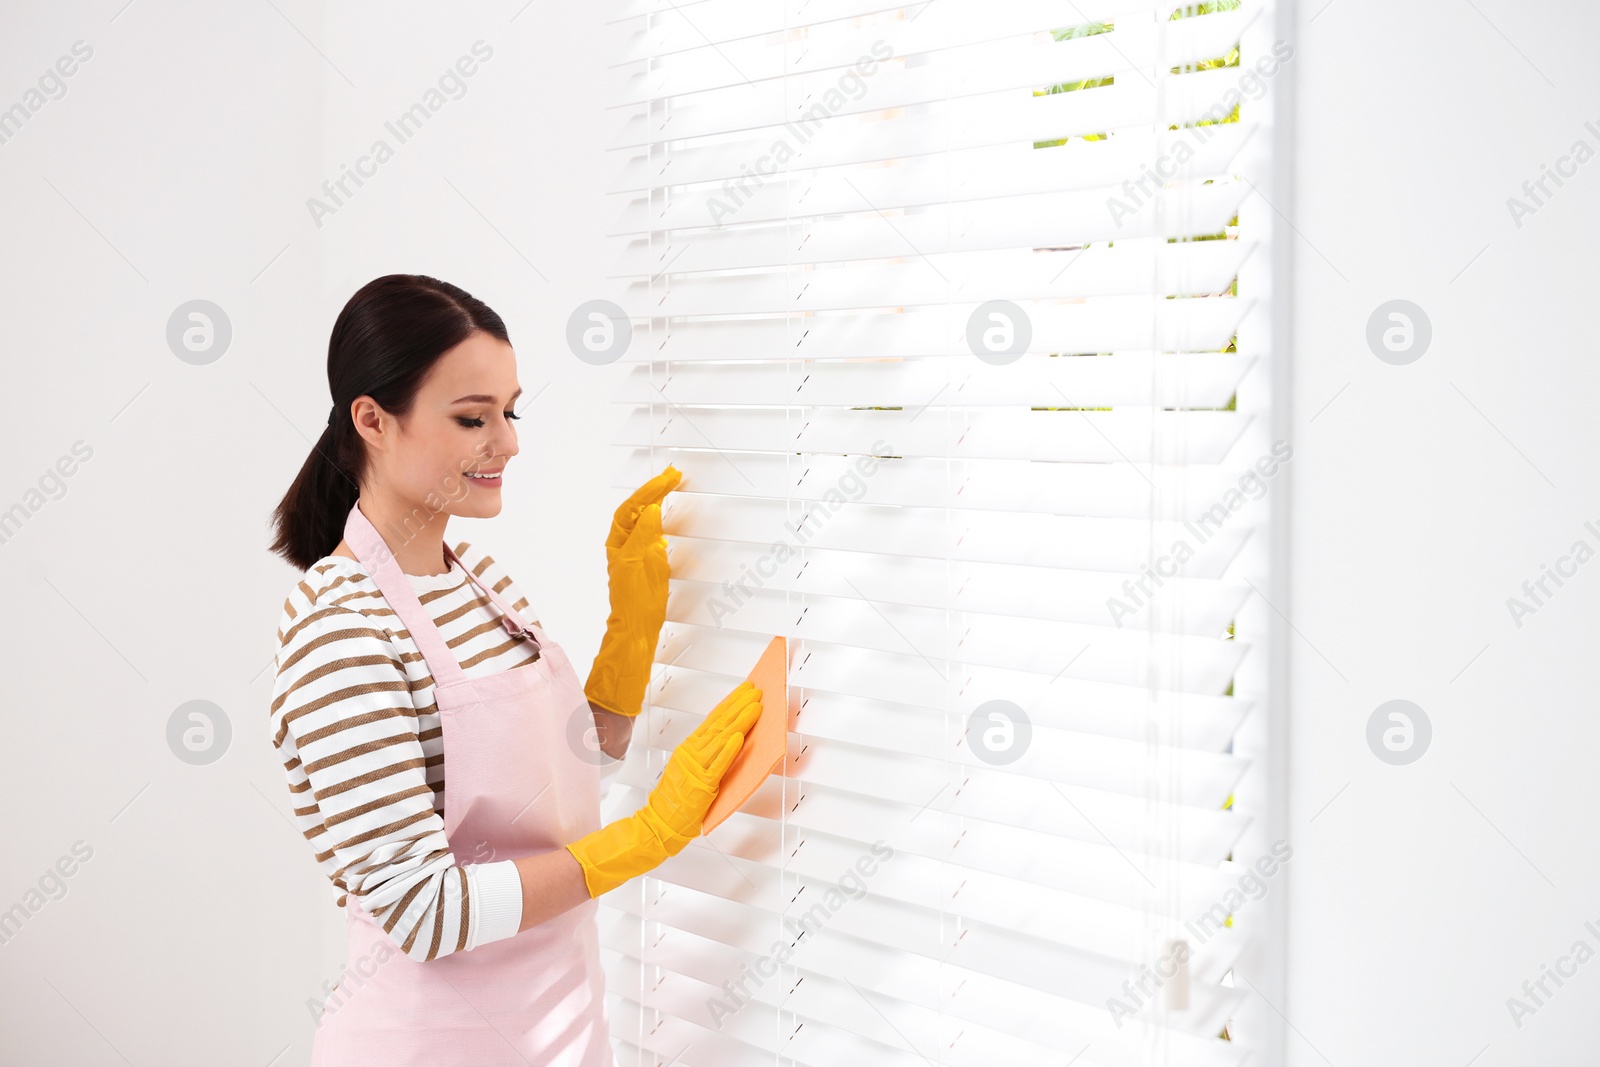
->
<box><xmin>457</xmin><ymin>412</ymin><xmax>517</xmax><ymax>427</ymax></box>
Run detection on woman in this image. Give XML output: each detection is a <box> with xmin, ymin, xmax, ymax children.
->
<box><xmin>267</xmin><ymin>274</ymin><xmax>761</xmax><ymax>1065</ymax></box>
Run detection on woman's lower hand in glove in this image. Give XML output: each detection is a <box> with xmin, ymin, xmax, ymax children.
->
<box><xmin>565</xmin><ymin>681</ymin><xmax>763</xmax><ymax>898</ymax></box>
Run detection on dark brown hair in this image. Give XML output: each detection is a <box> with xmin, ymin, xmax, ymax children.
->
<box><xmin>268</xmin><ymin>274</ymin><xmax>510</xmax><ymax>571</ymax></box>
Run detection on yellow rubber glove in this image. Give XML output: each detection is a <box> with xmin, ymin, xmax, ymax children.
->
<box><xmin>585</xmin><ymin>466</ymin><xmax>681</xmax><ymax>718</ymax></box>
<box><xmin>604</xmin><ymin>465</ymin><xmax>682</xmax><ymax>574</ymax></box>
<box><xmin>566</xmin><ymin>681</ymin><xmax>763</xmax><ymax>898</ymax></box>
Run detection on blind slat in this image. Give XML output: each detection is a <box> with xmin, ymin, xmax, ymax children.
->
<box><xmin>611</xmin><ymin>184</ymin><xmax>1245</xmax><ymax>274</ymax></box>
<box><xmin>616</xmin><ymin>354</ymin><xmax>1250</xmax><ymax>408</ymax></box>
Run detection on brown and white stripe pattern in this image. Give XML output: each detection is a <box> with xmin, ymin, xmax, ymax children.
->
<box><xmin>270</xmin><ymin>540</ymin><xmax>611</xmax><ymax>961</ymax></box>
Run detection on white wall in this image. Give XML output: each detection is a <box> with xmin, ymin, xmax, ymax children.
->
<box><xmin>1</xmin><ymin>3</ymin><xmax>323</xmax><ymax>1064</ymax></box>
<box><xmin>1286</xmin><ymin>1</ymin><xmax>1600</xmax><ymax>1064</ymax></box>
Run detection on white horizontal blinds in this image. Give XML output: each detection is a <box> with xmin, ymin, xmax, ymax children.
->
<box><xmin>603</xmin><ymin>1</ymin><xmax>1277</xmax><ymax>1064</ymax></box>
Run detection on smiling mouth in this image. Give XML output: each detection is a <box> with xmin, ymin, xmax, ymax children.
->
<box><xmin>464</xmin><ymin>468</ymin><xmax>503</xmax><ymax>483</ymax></box>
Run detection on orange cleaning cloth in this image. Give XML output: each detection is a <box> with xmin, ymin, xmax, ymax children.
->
<box><xmin>701</xmin><ymin>635</ymin><xmax>790</xmax><ymax>834</ymax></box>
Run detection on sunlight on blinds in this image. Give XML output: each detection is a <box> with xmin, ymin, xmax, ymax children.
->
<box><xmin>593</xmin><ymin>1</ymin><xmax>1290</xmax><ymax>1062</ymax></box>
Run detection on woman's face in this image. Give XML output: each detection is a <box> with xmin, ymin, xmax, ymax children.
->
<box><xmin>356</xmin><ymin>329</ymin><xmax>522</xmax><ymax>520</ymax></box>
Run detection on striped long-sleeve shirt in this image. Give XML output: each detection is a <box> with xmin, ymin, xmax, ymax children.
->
<box><xmin>270</xmin><ymin>540</ymin><xmax>623</xmax><ymax>962</ymax></box>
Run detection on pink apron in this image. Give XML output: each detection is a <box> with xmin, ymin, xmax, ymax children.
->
<box><xmin>311</xmin><ymin>501</ymin><xmax>616</xmax><ymax>1066</ymax></box>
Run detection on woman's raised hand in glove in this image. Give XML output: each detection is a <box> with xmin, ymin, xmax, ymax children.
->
<box><xmin>584</xmin><ymin>465</ymin><xmax>681</xmax><ymax>718</ymax></box>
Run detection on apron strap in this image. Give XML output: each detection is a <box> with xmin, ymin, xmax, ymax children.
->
<box><xmin>343</xmin><ymin>502</ymin><xmax>540</xmax><ymax>692</ymax></box>
<box><xmin>443</xmin><ymin>541</ymin><xmax>541</xmax><ymax>645</ymax></box>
